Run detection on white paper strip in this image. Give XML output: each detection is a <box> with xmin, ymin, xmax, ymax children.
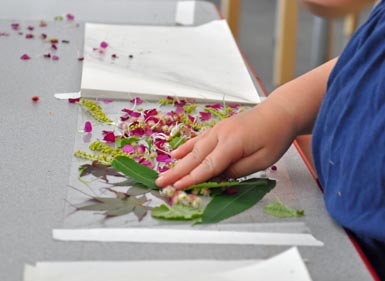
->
<box><xmin>54</xmin><ymin>92</ymin><xmax>81</xmax><ymax>100</ymax></box>
<box><xmin>23</xmin><ymin>247</ymin><xmax>312</xmax><ymax>281</ymax></box>
<box><xmin>53</xmin><ymin>228</ymin><xmax>323</xmax><ymax>246</ymax></box>
<box><xmin>175</xmin><ymin>1</ymin><xmax>196</xmax><ymax>25</ymax></box>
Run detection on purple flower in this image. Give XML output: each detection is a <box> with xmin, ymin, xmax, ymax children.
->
<box><xmin>102</xmin><ymin>131</ymin><xmax>116</xmax><ymax>143</ymax></box>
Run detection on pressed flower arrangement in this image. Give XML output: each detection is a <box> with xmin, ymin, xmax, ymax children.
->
<box><xmin>70</xmin><ymin>96</ymin><xmax>278</xmax><ymax>224</ymax></box>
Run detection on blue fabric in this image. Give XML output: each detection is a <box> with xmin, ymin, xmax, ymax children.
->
<box><xmin>312</xmin><ymin>1</ymin><xmax>385</xmax><ymax>278</ymax></box>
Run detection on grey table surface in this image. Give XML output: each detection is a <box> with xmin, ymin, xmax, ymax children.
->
<box><xmin>0</xmin><ymin>1</ymin><xmax>375</xmax><ymax>280</ymax></box>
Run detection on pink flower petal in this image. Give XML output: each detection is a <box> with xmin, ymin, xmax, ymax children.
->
<box><xmin>100</xmin><ymin>41</ymin><xmax>108</xmax><ymax>49</ymax></box>
<box><xmin>68</xmin><ymin>98</ymin><xmax>80</xmax><ymax>103</ymax></box>
<box><xmin>20</xmin><ymin>54</ymin><xmax>31</xmax><ymax>60</ymax></box>
<box><xmin>25</xmin><ymin>34</ymin><xmax>34</xmax><ymax>39</ymax></box>
<box><xmin>43</xmin><ymin>53</ymin><xmax>51</xmax><ymax>59</ymax></box>
<box><xmin>156</xmin><ymin>154</ymin><xmax>172</xmax><ymax>163</ymax></box>
<box><xmin>66</xmin><ymin>13</ymin><xmax>75</xmax><ymax>21</ymax></box>
<box><xmin>84</xmin><ymin>121</ymin><xmax>92</xmax><ymax>133</ymax></box>
<box><xmin>27</xmin><ymin>25</ymin><xmax>34</xmax><ymax>31</ymax></box>
<box><xmin>11</xmin><ymin>23</ymin><xmax>20</xmax><ymax>30</ymax></box>
<box><xmin>122</xmin><ymin>144</ymin><xmax>135</xmax><ymax>154</ymax></box>
<box><xmin>206</xmin><ymin>103</ymin><xmax>222</xmax><ymax>109</ymax></box>
<box><xmin>199</xmin><ymin>111</ymin><xmax>212</xmax><ymax>121</ymax></box>
<box><xmin>175</xmin><ymin>106</ymin><xmax>184</xmax><ymax>114</ymax></box>
<box><xmin>78</xmin><ymin>57</ymin><xmax>84</xmax><ymax>61</ymax></box>
<box><xmin>130</xmin><ymin>97</ymin><xmax>143</xmax><ymax>105</ymax></box>
<box><xmin>40</xmin><ymin>33</ymin><xmax>47</xmax><ymax>39</ymax></box>
<box><xmin>52</xmin><ymin>55</ymin><xmax>59</xmax><ymax>61</ymax></box>
<box><xmin>102</xmin><ymin>131</ymin><xmax>116</xmax><ymax>143</ymax></box>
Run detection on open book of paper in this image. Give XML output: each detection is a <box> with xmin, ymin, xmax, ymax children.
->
<box><xmin>80</xmin><ymin>20</ymin><xmax>260</xmax><ymax>104</ymax></box>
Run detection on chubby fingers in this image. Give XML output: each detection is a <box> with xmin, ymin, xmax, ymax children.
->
<box><xmin>156</xmin><ymin>131</ymin><xmax>235</xmax><ymax>189</ymax></box>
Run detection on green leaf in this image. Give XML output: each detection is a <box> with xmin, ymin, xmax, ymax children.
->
<box><xmin>151</xmin><ymin>204</ymin><xmax>203</xmax><ymax>220</ymax></box>
<box><xmin>200</xmin><ymin>178</ymin><xmax>276</xmax><ymax>224</ymax></box>
<box><xmin>111</xmin><ymin>156</ymin><xmax>159</xmax><ymax>189</ymax></box>
<box><xmin>264</xmin><ymin>200</ymin><xmax>304</xmax><ymax>218</ymax></box>
<box><xmin>115</xmin><ymin>137</ymin><xmax>140</xmax><ymax>148</ymax></box>
<box><xmin>79</xmin><ymin>161</ymin><xmax>124</xmax><ymax>183</ymax></box>
<box><xmin>185</xmin><ymin>178</ymin><xmax>272</xmax><ymax>190</ymax></box>
<box><xmin>169</xmin><ymin>136</ymin><xmax>185</xmax><ymax>149</ymax></box>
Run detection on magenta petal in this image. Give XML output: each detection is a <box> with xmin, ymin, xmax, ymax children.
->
<box><xmin>84</xmin><ymin>121</ymin><xmax>92</xmax><ymax>133</ymax></box>
<box><xmin>20</xmin><ymin>54</ymin><xmax>31</xmax><ymax>60</ymax></box>
<box><xmin>199</xmin><ymin>111</ymin><xmax>212</xmax><ymax>121</ymax></box>
<box><xmin>52</xmin><ymin>55</ymin><xmax>59</xmax><ymax>61</ymax></box>
<box><xmin>68</xmin><ymin>98</ymin><xmax>80</xmax><ymax>103</ymax></box>
<box><xmin>25</xmin><ymin>34</ymin><xmax>34</xmax><ymax>39</ymax></box>
<box><xmin>206</xmin><ymin>103</ymin><xmax>222</xmax><ymax>109</ymax></box>
<box><xmin>100</xmin><ymin>41</ymin><xmax>108</xmax><ymax>48</ymax></box>
<box><xmin>175</xmin><ymin>106</ymin><xmax>184</xmax><ymax>114</ymax></box>
<box><xmin>11</xmin><ymin>23</ymin><xmax>20</xmax><ymax>30</ymax></box>
<box><xmin>129</xmin><ymin>97</ymin><xmax>143</xmax><ymax>105</ymax></box>
<box><xmin>156</xmin><ymin>154</ymin><xmax>171</xmax><ymax>163</ymax></box>
<box><xmin>66</xmin><ymin>13</ymin><xmax>75</xmax><ymax>21</ymax></box>
<box><xmin>102</xmin><ymin>131</ymin><xmax>116</xmax><ymax>143</ymax></box>
<box><xmin>138</xmin><ymin>158</ymin><xmax>154</xmax><ymax>169</ymax></box>
<box><xmin>122</xmin><ymin>144</ymin><xmax>135</xmax><ymax>154</ymax></box>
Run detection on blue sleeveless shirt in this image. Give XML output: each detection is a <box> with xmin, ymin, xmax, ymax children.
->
<box><xmin>312</xmin><ymin>1</ymin><xmax>385</xmax><ymax>277</ymax></box>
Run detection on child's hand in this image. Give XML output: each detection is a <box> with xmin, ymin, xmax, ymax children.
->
<box><xmin>155</xmin><ymin>101</ymin><xmax>297</xmax><ymax>189</ymax></box>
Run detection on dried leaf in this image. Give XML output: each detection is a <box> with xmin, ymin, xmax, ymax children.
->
<box><xmin>151</xmin><ymin>204</ymin><xmax>203</xmax><ymax>220</ymax></box>
<box><xmin>79</xmin><ymin>161</ymin><xmax>124</xmax><ymax>183</ymax></box>
<box><xmin>264</xmin><ymin>200</ymin><xmax>304</xmax><ymax>218</ymax></box>
<box><xmin>76</xmin><ymin>191</ymin><xmax>150</xmax><ymax>219</ymax></box>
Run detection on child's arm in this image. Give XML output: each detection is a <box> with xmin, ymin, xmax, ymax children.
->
<box><xmin>301</xmin><ymin>0</ymin><xmax>374</xmax><ymax>17</ymax></box>
<box><xmin>156</xmin><ymin>58</ymin><xmax>337</xmax><ymax>189</ymax></box>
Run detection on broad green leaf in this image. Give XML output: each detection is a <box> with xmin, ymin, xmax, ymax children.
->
<box><xmin>111</xmin><ymin>156</ymin><xmax>159</xmax><ymax>189</ymax></box>
<box><xmin>200</xmin><ymin>179</ymin><xmax>276</xmax><ymax>224</ymax></box>
<box><xmin>264</xmin><ymin>200</ymin><xmax>304</xmax><ymax>218</ymax></box>
<box><xmin>185</xmin><ymin>178</ymin><xmax>272</xmax><ymax>190</ymax></box>
<box><xmin>151</xmin><ymin>204</ymin><xmax>203</xmax><ymax>220</ymax></box>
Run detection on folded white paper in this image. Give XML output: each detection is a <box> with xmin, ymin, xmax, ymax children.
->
<box><xmin>24</xmin><ymin>247</ymin><xmax>312</xmax><ymax>281</ymax></box>
<box><xmin>53</xmin><ymin>228</ymin><xmax>323</xmax><ymax>246</ymax></box>
<box><xmin>175</xmin><ymin>1</ymin><xmax>196</xmax><ymax>25</ymax></box>
<box><xmin>80</xmin><ymin>20</ymin><xmax>260</xmax><ymax>104</ymax></box>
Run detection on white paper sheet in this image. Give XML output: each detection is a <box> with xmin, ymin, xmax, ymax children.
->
<box><xmin>175</xmin><ymin>1</ymin><xmax>196</xmax><ymax>25</ymax></box>
<box><xmin>24</xmin><ymin>247</ymin><xmax>312</xmax><ymax>281</ymax></box>
<box><xmin>80</xmin><ymin>20</ymin><xmax>260</xmax><ymax>104</ymax></box>
<box><xmin>53</xmin><ymin>228</ymin><xmax>323</xmax><ymax>246</ymax></box>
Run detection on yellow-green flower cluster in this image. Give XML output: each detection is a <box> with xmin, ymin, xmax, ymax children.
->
<box><xmin>79</xmin><ymin>98</ymin><xmax>113</xmax><ymax>123</ymax></box>
<box><xmin>73</xmin><ymin>150</ymin><xmax>113</xmax><ymax>165</ymax></box>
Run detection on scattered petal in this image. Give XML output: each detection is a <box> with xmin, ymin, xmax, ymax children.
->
<box><xmin>78</xmin><ymin>56</ymin><xmax>84</xmax><ymax>61</ymax></box>
<box><xmin>31</xmin><ymin>96</ymin><xmax>39</xmax><ymax>102</ymax></box>
<box><xmin>0</xmin><ymin>32</ymin><xmax>10</xmax><ymax>37</ymax></box>
<box><xmin>84</xmin><ymin>121</ymin><xmax>93</xmax><ymax>133</ymax></box>
<box><xmin>122</xmin><ymin>144</ymin><xmax>135</xmax><ymax>154</ymax></box>
<box><xmin>51</xmin><ymin>43</ymin><xmax>57</xmax><ymax>50</ymax></box>
<box><xmin>66</xmin><ymin>13</ymin><xmax>75</xmax><ymax>21</ymax></box>
<box><xmin>27</xmin><ymin>25</ymin><xmax>34</xmax><ymax>31</ymax></box>
<box><xmin>68</xmin><ymin>98</ymin><xmax>80</xmax><ymax>103</ymax></box>
<box><xmin>128</xmin><ymin>54</ymin><xmax>134</xmax><ymax>59</ymax></box>
<box><xmin>199</xmin><ymin>111</ymin><xmax>212</xmax><ymax>121</ymax></box>
<box><xmin>11</xmin><ymin>23</ymin><xmax>20</xmax><ymax>30</ymax></box>
<box><xmin>20</xmin><ymin>54</ymin><xmax>31</xmax><ymax>60</ymax></box>
<box><xmin>111</xmin><ymin>54</ymin><xmax>118</xmax><ymax>59</ymax></box>
<box><xmin>206</xmin><ymin>103</ymin><xmax>222</xmax><ymax>109</ymax></box>
<box><xmin>50</xmin><ymin>38</ymin><xmax>59</xmax><ymax>44</ymax></box>
<box><xmin>43</xmin><ymin>53</ymin><xmax>51</xmax><ymax>58</ymax></box>
<box><xmin>25</xmin><ymin>34</ymin><xmax>34</xmax><ymax>39</ymax></box>
<box><xmin>102</xmin><ymin>131</ymin><xmax>116</xmax><ymax>143</ymax></box>
<box><xmin>40</xmin><ymin>33</ymin><xmax>47</xmax><ymax>40</ymax></box>
<box><xmin>100</xmin><ymin>41</ymin><xmax>108</xmax><ymax>49</ymax></box>
<box><xmin>129</xmin><ymin>97</ymin><xmax>143</xmax><ymax>105</ymax></box>
<box><xmin>271</xmin><ymin>165</ymin><xmax>277</xmax><ymax>171</ymax></box>
<box><xmin>52</xmin><ymin>55</ymin><xmax>59</xmax><ymax>61</ymax></box>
